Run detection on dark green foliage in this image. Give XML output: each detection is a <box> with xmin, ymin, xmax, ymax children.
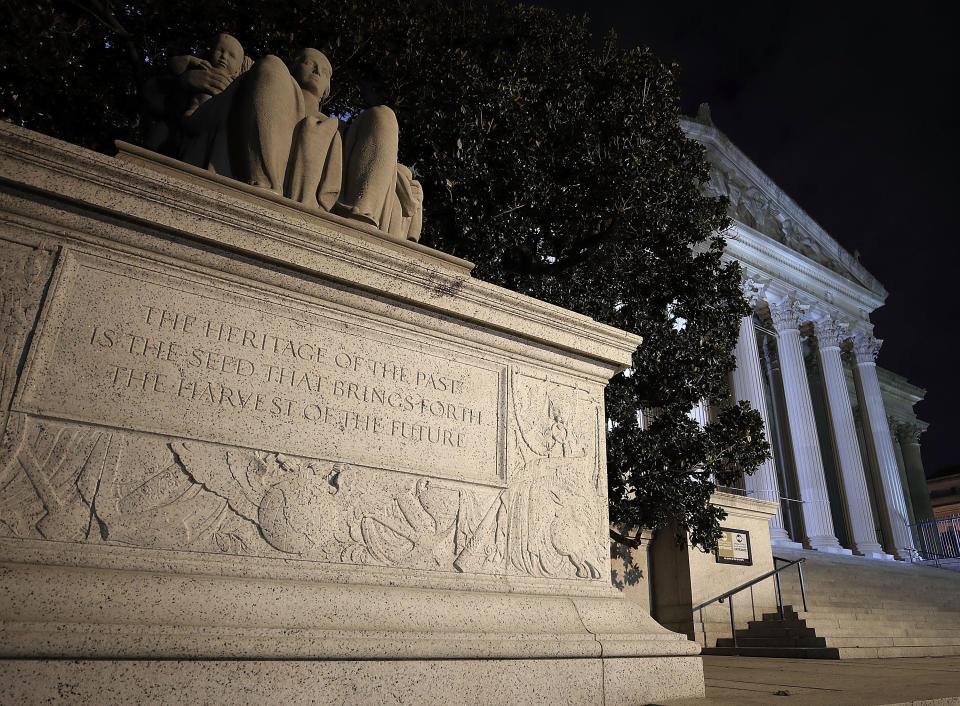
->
<box><xmin>0</xmin><ymin>0</ymin><xmax>769</xmax><ymax>552</ymax></box>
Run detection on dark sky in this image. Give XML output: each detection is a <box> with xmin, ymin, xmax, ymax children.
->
<box><xmin>532</xmin><ymin>0</ymin><xmax>959</xmax><ymax>475</ymax></box>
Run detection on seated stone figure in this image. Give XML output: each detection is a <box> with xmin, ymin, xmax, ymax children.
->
<box><xmin>230</xmin><ymin>48</ymin><xmax>343</xmax><ymax>211</ymax></box>
<box><xmin>145</xmin><ymin>34</ymin><xmax>423</xmax><ymax>242</ymax></box>
<box><xmin>142</xmin><ymin>33</ymin><xmax>249</xmax><ymax>160</ymax></box>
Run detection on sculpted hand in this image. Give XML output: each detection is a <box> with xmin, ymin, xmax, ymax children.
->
<box><xmin>180</xmin><ymin>67</ymin><xmax>233</xmax><ymax>95</ymax></box>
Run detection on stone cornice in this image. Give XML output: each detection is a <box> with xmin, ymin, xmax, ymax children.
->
<box><xmin>682</xmin><ymin>117</ymin><xmax>887</xmax><ymax>299</ymax></box>
<box><xmin>710</xmin><ymin>491</ymin><xmax>781</xmax><ymax>519</ymax></box>
<box><xmin>722</xmin><ymin>223</ymin><xmax>885</xmax><ymax>322</ymax></box>
<box><xmin>877</xmin><ymin>367</ymin><xmax>928</xmax><ymax>405</ymax></box>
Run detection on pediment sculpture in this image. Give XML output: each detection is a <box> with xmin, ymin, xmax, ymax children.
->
<box><xmin>143</xmin><ymin>33</ymin><xmax>423</xmax><ymax>243</ymax></box>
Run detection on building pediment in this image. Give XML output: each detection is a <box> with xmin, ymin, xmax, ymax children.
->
<box><xmin>681</xmin><ymin>116</ymin><xmax>886</xmax><ymax>300</ymax></box>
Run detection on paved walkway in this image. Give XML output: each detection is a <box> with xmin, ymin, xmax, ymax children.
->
<box><xmin>660</xmin><ymin>656</ymin><xmax>960</xmax><ymax>705</ymax></box>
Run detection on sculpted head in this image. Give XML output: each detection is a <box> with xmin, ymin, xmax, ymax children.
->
<box><xmin>209</xmin><ymin>33</ymin><xmax>244</xmax><ymax>78</ymax></box>
<box><xmin>289</xmin><ymin>48</ymin><xmax>332</xmax><ymax>102</ymax></box>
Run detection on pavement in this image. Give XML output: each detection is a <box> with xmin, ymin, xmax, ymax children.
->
<box><xmin>658</xmin><ymin>655</ymin><xmax>960</xmax><ymax>705</ymax></box>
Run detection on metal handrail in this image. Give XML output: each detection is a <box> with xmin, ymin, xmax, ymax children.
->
<box><xmin>691</xmin><ymin>556</ymin><xmax>807</xmax><ymax>649</ymax></box>
<box><xmin>909</xmin><ymin>516</ymin><xmax>960</xmax><ymax>568</ymax></box>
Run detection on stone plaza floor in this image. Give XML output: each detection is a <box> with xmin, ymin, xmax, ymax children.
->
<box><xmin>661</xmin><ymin>655</ymin><xmax>960</xmax><ymax>705</ymax></box>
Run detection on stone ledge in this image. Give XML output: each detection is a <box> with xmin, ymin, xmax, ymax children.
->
<box><xmin>0</xmin><ymin>561</ymin><xmax>698</xmax><ymax>661</ymax></box>
<box><xmin>711</xmin><ymin>491</ymin><xmax>781</xmax><ymax>519</ymax></box>
<box><xmin>0</xmin><ymin>123</ymin><xmax>641</xmax><ymax>370</ymax></box>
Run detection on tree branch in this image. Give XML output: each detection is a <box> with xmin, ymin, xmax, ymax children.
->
<box><xmin>609</xmin><ymin>527</ymin><xmax>643</xmax><ymax>548</ymax></box>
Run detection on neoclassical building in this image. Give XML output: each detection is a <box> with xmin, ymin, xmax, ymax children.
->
<box><xmin>683</xmin><ymin>109</ymin><xmax>932</xmax><ymax>561</ymax></box>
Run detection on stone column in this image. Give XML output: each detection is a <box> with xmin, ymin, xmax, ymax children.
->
<box><xmin>769</xmin><ymin>300</ymin><xmax>843</xmax><ymax>552</ymax></box>
<box><xmin>732</xmin><ymin>314</ymin><xmax>790</xmax><ymax>543</ymax></box>
<box><xmin>687</xmin><ymin>399</ymin><xmax>709</xmax><ymax>427</ymax></box>
<box><xmin>894</xmin><ymin>422</ymin><xmax>935</xmax><ymax>522</ymax></box>
<box><xmin>889</xmin><ymin>421</ymin><xmax>916</xmax><ymax>526</ymax></box>
<box><xmin>813</xmin><ymin>319</ymin><xmax>885</xmax><ymax>557</ymax></box>
<box><xmin>850</xmin><ymin>335</ymin><xmax>916</xmax><ymax>560</ymax></box>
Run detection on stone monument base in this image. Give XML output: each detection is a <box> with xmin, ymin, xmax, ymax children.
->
<box><xmin>2</xmin><ymin>658</ymin><xmax>701</xmax><ymax>705</ymax></box>
<box><xmin>0</xmin><ymin>124</ymin><xmax>704</xmax><ymax>704</ymax></box>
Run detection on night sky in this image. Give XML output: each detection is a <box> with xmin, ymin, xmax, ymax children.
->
<box><xmin>533</xmin><ymin>0</ymin><xmax>959</xmax><ymax>476</ymax></box>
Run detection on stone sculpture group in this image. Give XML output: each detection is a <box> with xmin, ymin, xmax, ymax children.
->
<box><xmin>145</xmin><ymin>33</ymin><xmax>423</xmax><ymax>242</ymax></box>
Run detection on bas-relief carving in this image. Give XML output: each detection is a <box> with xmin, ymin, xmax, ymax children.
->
<box><xmin>0</xmin><ymin>243</ymin><xmax>55</xmax><ymax>442</ymax></box>
<box><xmin>0</xmin><ymin>371</ymin><xmax>606</xmax><ymax>582</ymax></box>
<box><xmin>143</xmin><ymin>33</ymin><xmax>423</xmax><ymax>242</ymax></box>
<box><xmin>1</xmin><ymin>248</ymin><xmax>608</xmax><ymax>581</ymax></box>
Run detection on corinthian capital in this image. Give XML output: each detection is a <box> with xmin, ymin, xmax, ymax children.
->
<box><xmin>813</xmin><ymin>318</ymin><xmax>848</xmax><ymax>350</ymax></box>
<box><xmin>741</xmin><ymin>277</ymin><xmax>768</xmax><ymax>308</ymax></box>
<box><xmin>852</xmin><ymin>334</ymin><xmax>882</xmax><ymax>363</ymax></box>
<box><xmin>769</xmin><ymin>299</ymin><xmax>805</xmax><ymax>333</ymax></box>
<box><xmin>894</xmin><ymin>421</ymin><xmax>924</xmax><ymax>444</ymax></box>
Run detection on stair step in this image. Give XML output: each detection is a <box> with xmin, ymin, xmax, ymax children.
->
<box><xmin>835</xmin><ymin>645</ymin><xmax>960</xmax><ymax>659</ymax></box>
<box><xmin>717</xmin><ymin>636</ymin><xmax>827</xmax><ymax>648</ymax></box>
<box><xmin>740</xmin><ymin>625</ymin><xmax>817</xmax><ymax>638</ymax></box>
<box><xmin>824</xmin><ymin>636</ymin><xmax>960</xmax><ymax>648</ymax></box>
<box><xmin>702</xmin><ymin>646</ymin><xmax>840</xmax><ymax>659</ymax></box>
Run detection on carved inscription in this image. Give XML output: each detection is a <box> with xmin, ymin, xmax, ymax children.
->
<box><xmin>15</xmin><ymin>253</ymin><xmax>505</xmax><ymax>485</ymax></box>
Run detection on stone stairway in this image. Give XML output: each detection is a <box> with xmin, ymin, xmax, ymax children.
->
<box><xmin>704</xmin><ymin>606</ymin><xmax>839</xmax><ymax>658</ymax></box>
<box><xmin>703</xmin><ymin>547</ymin><xmax>960</xmax><ymax>658</ymax></box>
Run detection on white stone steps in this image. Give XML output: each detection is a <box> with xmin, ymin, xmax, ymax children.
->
<box><xmin>810</xmin><ymin>625</ymin><xmax>960</xmax><ymax>639</ymax></box>
<box><xmin>824</xmin><ymin>635</ymin><xmax>960</xmax><ymax>647</ymax></box>
<box><xmin>747</xmin><ymin>549</ymin><xmax>960</xmax><ymax>658</ymax></box>
<box><xmin>836</xmin><ymin>645</ymin><xmax>960</xmax><ymax>659</ymax></box>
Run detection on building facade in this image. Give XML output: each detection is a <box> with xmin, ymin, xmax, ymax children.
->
<box><xmin>683</xmin><ymin>110</ymin><xmax>932</xmax><ymax>561</ymax></box>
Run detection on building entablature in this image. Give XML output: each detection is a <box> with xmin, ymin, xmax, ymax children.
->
<box><xmin>724</xmin><ymin>223</ymin><xmax>886</xmax><ymax>325</ymax></box>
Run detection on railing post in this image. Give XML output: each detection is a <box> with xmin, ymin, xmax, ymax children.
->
<box><xmin>938</xmin><ymin>521</ymin><xmax>948</xmax><ymax>566</ymax></box>
<box><xmin>699</xmin><ymin>607</ymin><xmax>706</xmax><ymax>648</ymax></box>
<box><xmin>729</xmin><ymin>595</ymin><xmax>736</xmax><ymax>648</ymax></box>
<box><xmin>775</xmin><ymin>570</ymin><xmax>784</xmax><ymax>619</ymax></box>
<box><xmin>797</xmin><ymin>562</ymin><xmax>807</xmax><ymax>612</ymax></box>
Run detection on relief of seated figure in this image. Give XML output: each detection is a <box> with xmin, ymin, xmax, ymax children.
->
<box><xmin>144</xmin><ymin>33</ymin><xmax>423</xmax><ymax>243</ymax></box>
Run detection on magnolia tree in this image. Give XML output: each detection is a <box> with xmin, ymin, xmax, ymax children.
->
<box><xmin>1</xmin><ymin>0</ymin><xmax>769</xmax><ymax>559</ymax></box>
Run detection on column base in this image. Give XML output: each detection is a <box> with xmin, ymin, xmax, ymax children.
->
<box><xmin>892</xmin><ymin>548</ymin><xmax>918</xmax><ymax>561</ymax></box>
<box><xmin>858</xmin><ymin>551</ymin><xmax>896</xmax><ymax>561</ymax></box>
<box><xmin>805</xmin><ymin>535</ymin><xmax>851</xmax><ymax>554</ymax></box>
<box><xmin>769</xmin><ymin>526</ymin><xmax>794</xmax><ymax>543</ymax></box>
<box><xmin>850</xmin><ymin>542</ymin><xmax>885</xmax><ymax>557</ymax></box>
<box><xmin>812</xmin><ymin>545</ymin><xmax>853</xmax><ymax>556</ymax></box>
<box><xmin>771</xmin><ymin>538</ymin><xmax>804</xmax><ymax>550</ymax></box>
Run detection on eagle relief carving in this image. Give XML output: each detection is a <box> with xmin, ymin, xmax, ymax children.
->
<box><xmin>170</xmin><ymin>441</ymin><xmax>489</xmax><ymax>570</ymax></box>
<box><xmin>0</xmin><ymin>374</ymin><xmax>607</xmax><ymax>584</ymax></box>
